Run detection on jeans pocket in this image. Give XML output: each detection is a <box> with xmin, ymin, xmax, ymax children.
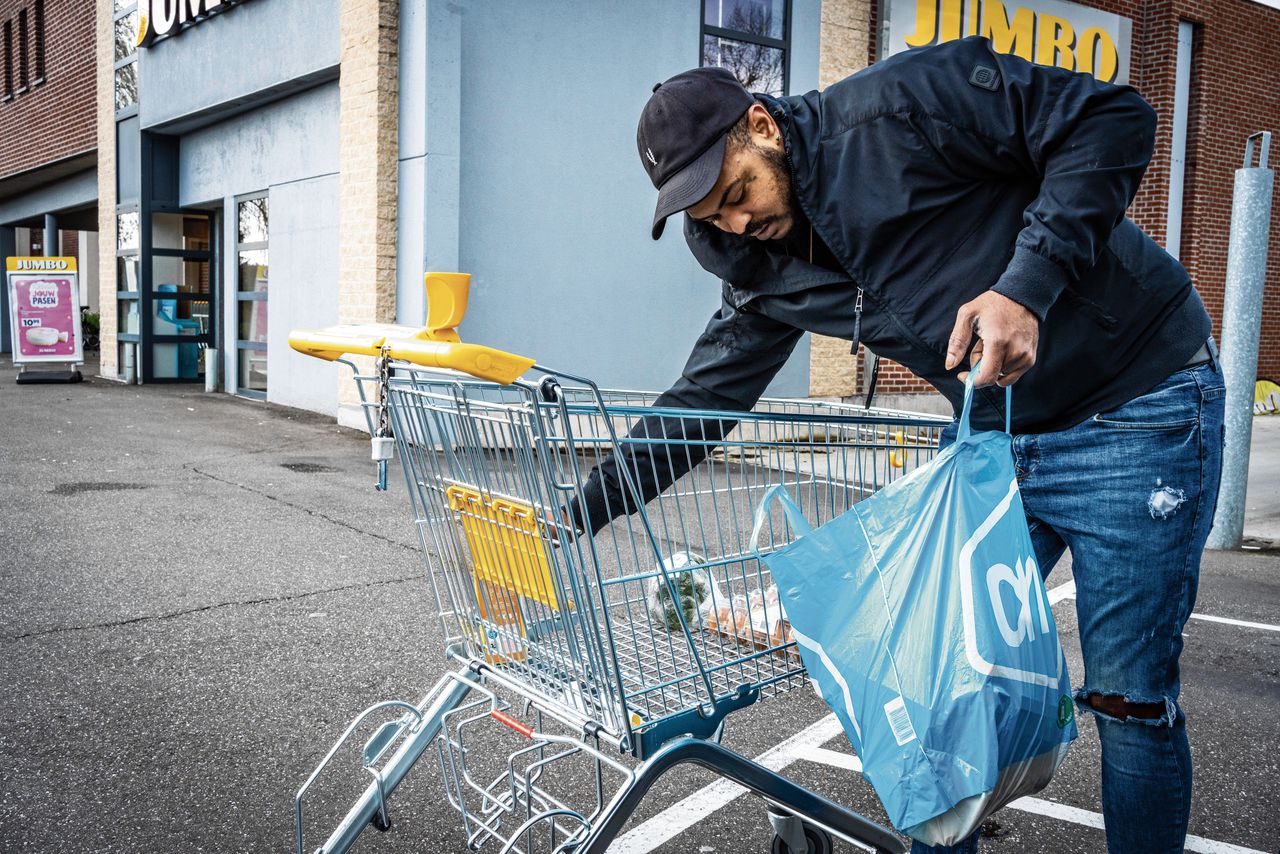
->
<box><xmin>1092</xmin><ymin>372</ymin><xmax>1200</xmax><ymax>430</ymax></box>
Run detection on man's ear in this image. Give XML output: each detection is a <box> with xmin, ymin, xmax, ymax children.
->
<box><xmin>746</xmin><ymin>102</ymin><xmax>779</xmax><ymax>144</ymax></box>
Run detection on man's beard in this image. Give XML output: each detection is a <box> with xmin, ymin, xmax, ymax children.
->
<box><xmin>743</xmin><ymin>143</ymin><xmax>795</xmax><ymax>239</ymax></box>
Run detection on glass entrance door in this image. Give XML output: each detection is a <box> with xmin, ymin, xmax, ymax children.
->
<box><xmin>144</xmin><ymin>210</ymin><xmax>215</xmax><ymax>382</ymax></box>
<box><xmin>233</xmin><ymin>194</ymin><xmax>268</xmax><ymax>398</ymax></box>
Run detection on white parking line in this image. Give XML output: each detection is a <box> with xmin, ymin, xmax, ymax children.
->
<box><xmin>1048</xmin><ymin>582</ymin><xmax>1280</xmax><ymax>632</ymax></box>
<box><xmin>793</xmin><ymin>746</ymin><xmax>1268</xmax><ymax>854</ymax></box>
<box><xmin>609</xmin><ymin>714</ymin><xmax>845</xmax><ymax>854</ymax></box>
<box><xmin>1186</xmin><ymin>612</ymin><xmax>1280</xmax><ymax>632</ymax></box>
<box><xmin>1047</xmin><ymin>579</ymin><xmax>1076</xmax><ymax>605</ymax></box>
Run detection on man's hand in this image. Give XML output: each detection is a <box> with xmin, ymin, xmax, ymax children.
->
<box><xmin>945</xmin><ymin>291</ymin><xmax>1040</xmax><ymax>387</ymax></box>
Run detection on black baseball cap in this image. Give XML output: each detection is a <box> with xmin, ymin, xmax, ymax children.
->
<box><xmin>637</xmin><ymin>67</ymin><xmax>755</xmax><ymax>239</ymax></box>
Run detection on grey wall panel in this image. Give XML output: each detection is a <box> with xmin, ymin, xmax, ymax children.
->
<box><xmin>138</xmin><ymin>0</ymin><xmax>339</xmax><ymax>131</ymax></box>
<box><xmin>400</xmin><ymin>0</ymin><xmax>821</xmax><ymax>397</ymax></box>
<box><xmin>267</xmin><ymin>174</ymin><xmax>340</xmax><ymax>414</ymax></box>
<box><xmin>178</xmin><ymin>83</ymin><xmax>340</xmax><ymax>206</ymax></box>
<box><xmin>0</xmin><ymin>169</ymin><xmax>97</xmax><ymax>226</ymax></box>
<box><xmin>117</xmin><ymin>115</ymin><xmax>142</xmax><ymax>207</ymax></box>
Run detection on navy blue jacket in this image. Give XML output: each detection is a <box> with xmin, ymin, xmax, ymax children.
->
<box><xmin>571</xmin><ymin>37</ymin><xmax>1211</xmax><ymax>534</ymax></box>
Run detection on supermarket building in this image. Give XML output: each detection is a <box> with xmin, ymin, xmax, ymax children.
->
<box><xmin>0</xmin><ymin>0</ymin><xmax>1277</xmax><ymax>424</ymax></box>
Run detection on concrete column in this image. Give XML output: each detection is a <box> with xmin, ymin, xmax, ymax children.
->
<box><xmin>0</xmin><ymin>226</ymin><xmax>15</xmax><ymax>353</ymax></box>
<box><xmin>96</xmin><ymin>0</ymin><xmax>120</xmax><ymax>378</ymax></box>
<box><xmin>808</xmin><ymin>0</ymin><xmax>872</xmax><ymax>398</ymax></box>
<box><xmin>336</xmin><ymin>0</ymin><xmax>400</xmax><ymax>427</ymax></box>
<box><xmin>43</xmin><ymin>214</ymin><xmax>57</xmax><ymax>257</ymax></box>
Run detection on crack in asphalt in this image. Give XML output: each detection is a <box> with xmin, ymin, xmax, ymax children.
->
<box><xmin>186</xmin><ymin>464</ymin><xmax>419</xmax><ymax>553</ymax></box>
<box><xmin>5</xmin><ymin>572</ymin><xmax>426</xmax><ymax>642</ymax></box>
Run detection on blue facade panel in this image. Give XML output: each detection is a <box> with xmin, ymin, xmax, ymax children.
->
<box><xmin>400</xmin><ymin>0</ymin><xmax>822</xmax><ymax>397</ymax></box>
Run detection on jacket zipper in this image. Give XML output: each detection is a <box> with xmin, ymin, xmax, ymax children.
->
<box><xmin>778</xmin><ymin>124</ymin><xmax>866</xmax><ymax>353</ymax></box>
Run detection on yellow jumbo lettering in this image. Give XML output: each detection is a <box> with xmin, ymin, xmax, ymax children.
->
<box><xmin>938</xmin><ymin>0</ymin><xmax>964</xmax><ymax>42</ymax></box>
<box><xmin>905</xmin><ymin>0</ymin><xmax>939</xmax><ymax>46</ymax></box>
<box><xmin>1077</xmin><ymin>27</ymin><xmax>1120</xmax><ymax>82</ymax></box>
<box><xmin>1035</xmin><ymin>13</ymin><xmax>1076</xmax><ymax>69</ymax></box>
<box><xmin>981</xmin><ymin>0</ymin><xmax>1034</xmax><ymax>61</ymax></box>
<box><xmin>905</xmin><ymin>0</ymin><xmax>968</xmax><ymax>46</ymax></box>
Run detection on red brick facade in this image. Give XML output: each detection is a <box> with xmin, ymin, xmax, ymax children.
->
<box><xmin>864</xmin><ymin>0</ymin><xmax>1280</xmax><ymax>394</ymax></box>
<box><xmin>0</xmin><ymin>0</ymin><xmax>95</xmax><ymax>181</ymax></box>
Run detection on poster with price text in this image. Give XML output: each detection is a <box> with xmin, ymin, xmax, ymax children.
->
<box><xmin>6</xmin><ymin>257</ymin><xmax>83</xmax><ymax>365</ymax></box>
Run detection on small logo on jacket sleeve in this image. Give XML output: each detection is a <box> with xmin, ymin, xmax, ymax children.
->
<box><xmin>969</xmin><ymin>65</ymin><xmax>1000</xmax><ymax>91</ymax></box>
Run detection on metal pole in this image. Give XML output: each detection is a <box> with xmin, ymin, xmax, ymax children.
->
<box><xmin>1208</xmin><ymin>132</ymin><xmax>1274</xmax><ymax>550</ymax></box>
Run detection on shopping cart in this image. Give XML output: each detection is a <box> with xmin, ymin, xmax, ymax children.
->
<box><xmin>290</xmin><ymin>273</ymin><xmax>950</xmax><ymax>854</ymax></box>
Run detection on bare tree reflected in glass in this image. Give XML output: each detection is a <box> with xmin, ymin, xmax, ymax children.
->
<box><xmin>701</xmin><ymin>5</ymin><xmax>785</xmax><ymax>95</ymax></box>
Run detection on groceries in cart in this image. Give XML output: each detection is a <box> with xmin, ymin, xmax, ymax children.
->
<box><xmin>644</xmin><ymin>551</ymin><xmax>717</xmax><ymax>631</ymax></box>
<box><xmin>705</xmin><ymin>585</ymin><xmax>797</xmax><ymax>656</ymax></box>
<box><xmin>752</xmin><ymin>370</ymin><xmax>1077</xmax><ymax>847</ymax></box>
<box><xmin>645</xmin><ymin>551</ymin><xmax>798</xmax><ymax>661</ymax></box>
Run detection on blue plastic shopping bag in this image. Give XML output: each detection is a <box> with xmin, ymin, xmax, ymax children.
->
<box><xmin>752</xmin><ymin>369</ymin><xmax>1077</xmax><ymax>846</ymax></box>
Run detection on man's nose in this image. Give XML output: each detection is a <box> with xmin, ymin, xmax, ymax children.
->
<box><xmin>727</xmin><ymin>210</ymin><xmax>752</xmax><ymax>235</ymax></box>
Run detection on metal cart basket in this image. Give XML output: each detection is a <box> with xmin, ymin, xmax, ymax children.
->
<box><xmin>290</xmin><ymin>274</ymin><xmax>950</xmax><ymax>854</ymax></box>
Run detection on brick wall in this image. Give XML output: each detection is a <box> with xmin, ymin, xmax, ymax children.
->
<box><xmin>811</xmin><ymin>0</ymin><xmax>874</xmax><ymax>397</ymax></box>
<box><xmin>336</xmin><ymin>0</ymin><xmax>399</xmax><ymax>411</ymax></box>
<box><xmin>0</xmin><ymin>0</ymin><xmax>94</xmax><ymax>180</ymax></box>
<box><xmin>826</xmin><ymin>0</ymin><xmax>1280</xmax><ymax>396</ymax></box>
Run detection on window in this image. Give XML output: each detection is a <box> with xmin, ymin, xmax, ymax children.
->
<box><xmin>33</xmin><ymin>0</ymin><xmax>43</xmax><ymax>82</ymax></box>
<box><xmin>116</xmin><ymin>209</ymin><xmax>142</xmax><ymax>354</ymax></box>
<box><xmin>113</xmin><ymin>3</ymin><xmax>138</xmax><ymax>113</ymax></box>
<box><xmin>16</xmin><ymin>9</ymin><xmax>27</xmax><ymax>90</ymax></box>
<box><xmin>700</xmin><ymin>0</ymin><xmax>790</xmax><ymax>96</ymax></box>
<box><xmin>234</xmin><ymin>195</ymin><xmax>269</xmax><ymax>397</ymax></box>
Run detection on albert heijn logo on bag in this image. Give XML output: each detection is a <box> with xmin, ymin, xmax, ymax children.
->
<box><xmin>957</xmin><ymin>477</ymin><xmax>1062</xmax><ymax>688</ymax></box>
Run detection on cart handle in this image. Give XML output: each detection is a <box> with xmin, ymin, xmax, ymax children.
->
<box><xmin>287</xmin><ymin>272</ymin><xmax>536</xmax><ymax>385</ymax></box>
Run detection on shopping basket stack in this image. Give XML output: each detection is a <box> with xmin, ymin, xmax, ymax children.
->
<box><xmin>289</xmin><ymin>273</ymin><xmax>948</xmax><ymax>854</ymax></box>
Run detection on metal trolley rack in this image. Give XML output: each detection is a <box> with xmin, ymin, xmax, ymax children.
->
<box><xmin>290</xmin><ymin>274</ymin><xmax>948</xmax><ymax>854</ymax></box>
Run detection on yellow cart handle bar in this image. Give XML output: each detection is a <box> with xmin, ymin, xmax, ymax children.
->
<box><xmin>287</xmin><ymin>273</ymin><xmax>536</xmax><ymax>385</ymax></box>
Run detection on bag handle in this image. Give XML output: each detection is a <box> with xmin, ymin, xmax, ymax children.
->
<box><xmin>956</xmin><ymin>358</ymin><xmax>1013</xmax><ymax>442</ymax></box>
<box><xmin>750</xmin><ymin>483</ymin><xmax>813</xmax><ymax>555</ymax></box>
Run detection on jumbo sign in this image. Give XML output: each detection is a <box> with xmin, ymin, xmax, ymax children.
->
<box><xmin>882</xmin><ymin>0</ymin><xmax>1133</xmax><ymax>83</ymax></box>
<box><xmin>136</xmin><ymin>0</ymin><xmax>252</xmax><ymax>48</ymax></box>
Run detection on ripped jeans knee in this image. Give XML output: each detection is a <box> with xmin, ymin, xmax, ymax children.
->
<box><xmin>1074</xmin><ymin>690</ymin><xmax>1180</xmax><ymax>727</ymax></box>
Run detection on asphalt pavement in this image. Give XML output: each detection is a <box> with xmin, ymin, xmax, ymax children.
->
<box><xmin>1</xmin><ymin>356</ymin><xmax>1277</xmax><ymax>854</ymax></box>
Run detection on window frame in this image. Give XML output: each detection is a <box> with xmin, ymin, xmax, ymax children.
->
<box><xmin>233</xmin><ymin>192</ymin><xmax>269</xmax><ymax>400</ymax></box>
<box><xmin>113</xmin><ymin>2</ymin><xmax>139</xmax><ymax>117</ymax></box>
<box><xmin>699</xmin><ymin>0</ymin><xmax>793</xmax><ymax>96</ymax></box>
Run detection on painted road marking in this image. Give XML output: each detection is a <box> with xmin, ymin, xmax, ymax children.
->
<box><xmin>1049</xmin><ymin>582</ymin><xmax>1280</xmax><ymax>633</ymax></box>
<box><xmin>1047</xmin><ymin>579</ymin><xmax>1076</xmax><ymax>605</ymax></box>
<box><xmin>792</xmin><ymin>744</ymin><xmax>1268</xmax><ymax>854</ymax></box>
<box><xmin>1186</xmin><ymin>612</ymin><xmax>1280</xmax><ymax>632</ymax></box>
<box><xmin>609</xmin><ymin>714</ymin><xmax>845</xmax><ymax>854</ymax></box>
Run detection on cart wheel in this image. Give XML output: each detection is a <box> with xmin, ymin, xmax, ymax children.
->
<box><xmin>770</xmin><ymin>824</ymin><xmax>833</xmax><ymax>854</ymax></box>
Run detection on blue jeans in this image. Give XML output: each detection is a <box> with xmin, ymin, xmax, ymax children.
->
<box><xmin>914</xmin><ymin>362</ymin><xmax>1225</xmax><ymax>854</ymax></box>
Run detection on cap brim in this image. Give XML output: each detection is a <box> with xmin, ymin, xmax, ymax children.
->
<box><xmin>650</xmin><ymin>133</ymin><xmax>728</xmax><ymax>240</ymax></box>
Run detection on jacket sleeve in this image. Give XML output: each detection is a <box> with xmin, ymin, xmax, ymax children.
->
<box><xmin>904</xmin><ymin>37</ymin><xmax>1157</xmax><ymax>320</ymax></box>
<box><xmin>568</xmin><ymin>295</ymin><xmax>802</xmax><ymax>535</ymax></box>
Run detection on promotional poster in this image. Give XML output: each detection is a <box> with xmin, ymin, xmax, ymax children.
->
<box><xmin>6</xmin><ymin>257</ymin><xmax>84</xmax><ymax>366</ymax></box>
